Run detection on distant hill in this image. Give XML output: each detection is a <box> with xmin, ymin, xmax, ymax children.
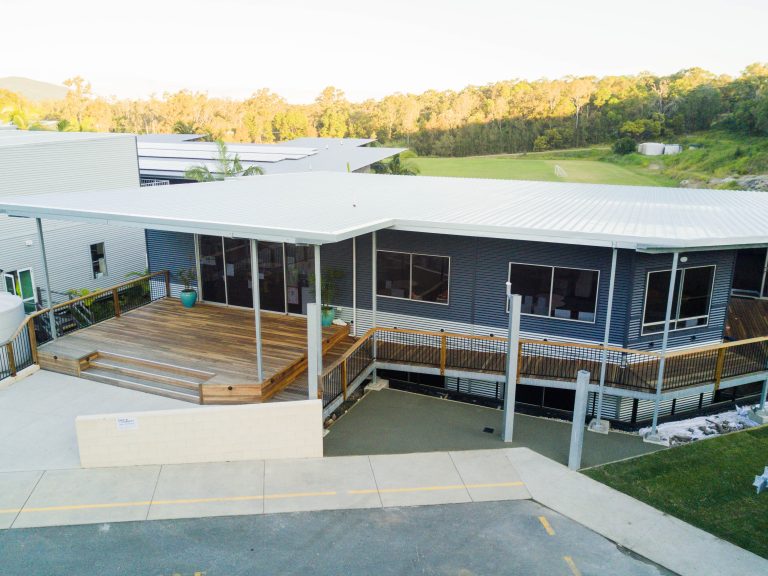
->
<box><xmin>0</xmin><ymin>77</ymin><xmax>67</xmax><ymax>102</ymax></box>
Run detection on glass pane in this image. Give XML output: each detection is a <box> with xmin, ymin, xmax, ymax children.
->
<box><xmin>198</xmin><ymin>235</ymin><xmax>226</xmax><ymax>304</ymax></box>
<box><xmin>377</xmin><ymin>251</ymin><xmax>410</xmax><ymax>299</ymax></box>
<box><xmin>679</xmin><ymin>266</ymin><xmax>714</xmax><ymax>320</ymax></box>
<box><xmin>18</xmin><ymin>270</ymin><xmax>34</xmax><ymax>301</ymax></box>
<box><xmin>90</xmin><ymin>243</ymin><xmax>106</xmax><ymax>278</ymax></box>
<box><xmin>508</xmin><ymin>263</ymin><xmax>551</xmax><ymax>316</ymax></box>
<box><xmin>258</xmin><ymin>242</ymin><xmax>286</xmax><ymax>313</ymax></box>
<box><xmin>643</xmin><ymin>270</ymin><xmax>680</xmax><ymax>325</ymax></box>
<box><xmin>224</xmin><ymin>238</ymin><xmax>253</xmax><ymax>308</ymax></box>
<box><xmin>285</xmin><ymin>244</ymin><xmax>314</xmax><ymax>314</ymax></box>
<box><xmin>732</xmin><ymin>248</ymin><xmax>764</xmax><ymax>295</ymax></box>
<box><xmin>551</xmin><ymin>267</ymin><xmax>599</xmax><ymax>321</ymax></box>
<box><xmin>411</xmin><ymin>254</ymin><xmax>449</xmax><ymax>304</ymax></box>
<box><xmin>4</xmin><ymin>274</ymin><xmax>15</xmax><ymax>295</ymax></box>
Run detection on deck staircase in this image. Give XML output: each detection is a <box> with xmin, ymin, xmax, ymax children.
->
<box><xmin>79</xmin><ymin>351</ymin><xmax>214</xmax><ymax>403</ymax></box>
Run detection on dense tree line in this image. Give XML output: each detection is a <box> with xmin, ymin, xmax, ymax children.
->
<box><xmin>1</xmin><ymin>64</ymin><xmax>767</xmax><ymax>156</ymax></box>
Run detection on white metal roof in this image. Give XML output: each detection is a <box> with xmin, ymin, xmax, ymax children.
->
<box><xmin>0</xmin><ymin>130</ymin><xmax>132</xmax><ymax>147</ymax></box>
<box><xmin>0</xmin><ymin>171</ymin><xmax>766</xmax><ymax>251</ymax></box>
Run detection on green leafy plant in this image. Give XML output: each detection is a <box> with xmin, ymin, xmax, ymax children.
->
<box><xmin>184</xmin><ymin>140</ymin><xmax>264</xmax><ymax>182</ymax></box>
<box><xmin>175</xmin><ymin>267</ymin><xmax>197</xmax><ymax>292</ymax></box>
<box><xmin>612</xmin><ymin>137</ymin><xmax>638</xmax><ymax>155</ymax></box>
<box><xmin>310</xmin><ymin>268</ymin><xmax>344</xmax><ymax>310</ymax></box>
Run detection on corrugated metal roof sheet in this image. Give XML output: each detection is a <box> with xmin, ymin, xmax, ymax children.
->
<box><xmin>0</xmin><ymin>131</ymin><xmax>132</xmax><ymax>147</ymax></box>
<box><xmin>1</xmin><ymin>171</ymin><xmax>765</xmax><ymax>251</ymax></box>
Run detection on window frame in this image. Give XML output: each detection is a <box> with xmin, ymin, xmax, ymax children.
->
<box><xmin>641</xmin><ymin>264</ymin><xmax>716</xmax><ymax>335</ymax></box>
<box><xmin>506</xmin><ymin>261</ymin><xmax>600</xmax><ymax>324</ymax></box>
<box><xmin>90</xmin><ymin>242</ymin><xmax>108</xmax><ymax>279</ymax></box>
<box><xmin>376</xmin><ymin>249</ymin><xmax>451</xmax><ymax>306</ymax></box>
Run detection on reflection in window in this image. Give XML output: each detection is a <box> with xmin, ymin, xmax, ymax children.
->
<box><xmin>90</xmin><ymin>242</ymin><xmax>107</xmax><ymax>279</ymax></box>
<box><xmin>643</xmin><ymin>266</ymin><xmax>714</xmax><ymax>334</ymax></box>
<box><xmin>377</xmin><ymin>251</ymin><xmax>449</xmax><ymax>304</ymax></box>
<box><xmin>508</xmin><ymin>263</ymin><xmax>599</xmax><ymax>323</ymax></box>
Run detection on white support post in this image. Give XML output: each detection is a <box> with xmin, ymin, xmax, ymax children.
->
<box><xmin>314</xmin><ymin>244</ymin><xmax>322</xmax><ymax>377</ymax></box>
<box><xmin>750</xmin><ymin>376</ymin><xmax>768</xmax><ymax>424</ymax></box>
<box><xmin>307</xmin><ymin>303</ymin><xmax>320</xmax><ymax>400</ymax></box>
<box><xmin>568</xmin><ymin>370</ymin><xmax>591</xmax><ymax>470</ymax></box>
<box><xmin>352</xmin><ymin>236</ymin><xmax>357</xmax><ymax>337</ymax></box>
<box><xmin>35</xmin><ymin>218</ymin><xmax>56</xmax><ymax>340</ymax></box>
<box><xmin>589</xmin><ymin>246</ymin><xmax>617</xmax><ymax>434</ymax></box>
<box><xmin>371</xmin><ymin>231</ymin><xmax>377</xmax><ymax>382</ymax></box>
<box><xmin>760</xmin><ymin>248</ymin><xmax>768</xmax><ymax>298</ymax></box>
<box><xmin>502</xmin><ymin>286</ymin><xmax>522</xmax><ymax>442</ymax></box>
<box><xmin>648</xmin><ymin>251</ymin><xmax>680</xmax><ymax>442</ymax></box>
<box><xmin>250</xmin><ymin>239</ymin><xmax>263</xmax><ymax>382</ymax></box>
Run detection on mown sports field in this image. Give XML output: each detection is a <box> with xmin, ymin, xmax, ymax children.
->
<box><xmin>410</xmin><ymin>156</ymin><xmax>676</xmax><ymax>186</ymax></box>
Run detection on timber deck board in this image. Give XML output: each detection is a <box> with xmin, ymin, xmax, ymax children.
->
<box><xmin>39</xmin><ymin>298</ymin><xmax>351</xmax><ymax>391</ymax></box>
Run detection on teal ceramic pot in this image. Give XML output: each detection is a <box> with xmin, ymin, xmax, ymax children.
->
<box><xmin>321</xmin><ymin>306</ymin><xmax>335</xmax><ymax>327</ymax></box>
<box><xmin>180</xmin><ymin>290</ymin><xmax>198</xmax><ymax>308</ymax></box>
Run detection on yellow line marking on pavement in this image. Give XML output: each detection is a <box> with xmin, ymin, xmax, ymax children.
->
<box><xmin>350</xmin><ymin>481</ymin><xmax>524</xmax><ymax>495</ymax></box>
<box><xmin>263</xmin><ymin>491</ymin><xmax>337</xmax><ymax>500</ymax></box>
<box><xmin>563</xmin><ymin>556</ymin><xmax>582</xmax><ymax>576</ymax></box>
<box><xmin>8</xmin><ymin>482</ymin><xmax>525</xmax><ymax>515</ymax></box>
<box><xmin>22</xmin><ymin>501</ymin><xmax>151</xmax><ymax>513</ymax></box>
<box><xmin>538</xmin><ymin>515</ymin><xmax>555</xmax><ymax>536</ymax></box>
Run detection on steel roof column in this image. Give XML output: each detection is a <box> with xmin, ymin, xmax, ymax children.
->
<box><xmin>371</xmin><ymin>231</ymin><xmax>377</xmax><ymax>382</ymax></box>
<box><xmin>589</xmin><ymin>246</ymin><xmax>617</xmax><ymax>434</ymax></box>
<box><xmin>35</xmin><ymin>218</ymin><xmax>56</xmax><ymax>341</ymax></box>
<box><xmin>648</xmin><ymin>251</ymin><xmax>680</xmax><ymax>441</ymax></box>
<box><xmin>352</xmin><ymin>237</ymin><xmax>357</xmax><ymax>337</ymax></box>
<box><xmin>250</xmin><ymin>239</ymin><xmax>263</xmax><ymax>382</ymax></box>
<box><xmin>314</xmin><ymin>244</ymin><xmax>323</xmax><ymax>376</ymax></box>
<box><xmin>502</xmin><ymin>286</ymin><xmax>522</xmax><ymax>442</ymax></box>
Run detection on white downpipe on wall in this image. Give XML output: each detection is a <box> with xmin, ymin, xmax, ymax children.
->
<box><xmin>35</xmin><ymin>218</ymin><xmax>56</xmax><ymax>340</ymax></box>
<box><xmin>250</xmin><ymin>239</ymin><xmax>263</xmax><ymax>382</ymax></box>
<box><xmin>649</xmin><ymin>251</ymin><xmax>680</xmax><ymax>438</ymax></box>
<box><xmin>590</xmin><ymin>246</ymin><xmax>617</xmax><ymax>433</ymax></box>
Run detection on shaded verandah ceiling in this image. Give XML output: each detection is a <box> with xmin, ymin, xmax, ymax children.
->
<box><xmin>1</xmin><ymin>171</ymin><xmax>768</xmax><ymax>252</ymax></box>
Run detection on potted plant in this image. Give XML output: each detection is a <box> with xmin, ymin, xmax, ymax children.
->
<box><xmin>312</xmin><ymin>268</ymin><xmax>344</xmax><ymax>327</ymax></box>
<box><xmin>176</xmin><ymin>267</ymin><xmax>198</xmax><ymax>308</ymax></box>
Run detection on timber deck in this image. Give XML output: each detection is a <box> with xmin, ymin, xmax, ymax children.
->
<box><xmin>38</xmin><ymin>299</ymin><xmax>352</xmax><ymax>403</ymax></box>
<box><xmin>725</xmin><ymin>297</ymin><xmax>768</xmax><ymax>341</ymax></box>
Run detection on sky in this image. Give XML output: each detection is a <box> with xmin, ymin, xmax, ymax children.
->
<box><xmin>3</xmin><ymin>0</ymin><xmax>766</xmax><ymax>103</ymax></box>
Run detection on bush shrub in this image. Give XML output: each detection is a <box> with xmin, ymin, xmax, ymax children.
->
<box><xmin>612</xmin><ymin>137</ymin><xmax>637</xmax><ymax>155</ymax></box>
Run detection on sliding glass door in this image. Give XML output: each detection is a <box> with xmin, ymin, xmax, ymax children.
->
<box><xmin>197</xmin><ymin>235</ymin><xmax>314</xmax><ymax>314</ymax></box>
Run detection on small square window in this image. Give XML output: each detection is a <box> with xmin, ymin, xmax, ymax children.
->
<box><xmin>90</xmin><ymin>242</ymin><xmax>107</xmax><ymax>279</ymax></box>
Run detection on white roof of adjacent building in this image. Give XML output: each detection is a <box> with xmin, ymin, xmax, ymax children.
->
<box><xmin>0</xmin><ymin>171</ymin><xmax>766</xmax><ymax>252</ymax></box>
<box><xmin>0</xmin><ymin>130</ymin><xmax>132</xmax><ymax>147</ymax></box>
<box><xmin>136</xmin><ymin>137</ymin><xmax>404</xmax><ymax>178</ymax></box>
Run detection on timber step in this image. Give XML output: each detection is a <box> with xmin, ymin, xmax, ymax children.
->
<box><xmin>78</xmin><ymin>350</ymin><xmax>214</xmax><ymax>403</ymax></box>
<box><xmin>80</xmin><ymin>368</ymin><xmax>201</xmax><ymax>403</ymax></box>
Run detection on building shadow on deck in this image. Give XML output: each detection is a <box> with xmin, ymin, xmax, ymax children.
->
<box><xmin>324</xmin><ymin>388</ymin><xmax>664</xmax><ymax>468</ymax></box>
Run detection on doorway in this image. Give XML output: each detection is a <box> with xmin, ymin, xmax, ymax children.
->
<box><xmin>197</xmin><ymin>235</ymin><xmax>314</xmax><ymax>313</ymax></box>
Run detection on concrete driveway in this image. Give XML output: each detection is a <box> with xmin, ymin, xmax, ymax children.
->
<box><xmin>0</xmin><ymin>370</ymin><xmax>199</xmax><ymax>472</ymax></box>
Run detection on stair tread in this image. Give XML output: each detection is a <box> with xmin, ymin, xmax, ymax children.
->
<box><xmin>94</xmin><ymin>351</ymin><xmax>214</xmax><ymax>381</ymax></box>
<box><xmin>83</xmin><ymin>367</ymin><xmax>200</xmax><ymax>400</ymax></box>
<box><xmin>88</xmin><ymin>360</ymin><xmax>204</xmax><ymax>388</ymax></box>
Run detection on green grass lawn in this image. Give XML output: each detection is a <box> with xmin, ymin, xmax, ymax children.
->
<box><xmin>583</xmin><ymin>425</ymin><xmax>768</xmax><ymax>558</ymax></box>
<box><xmin>411</xmin><ymin>156</ymin><xmax>676</xmax><ymax>186</ymax></box>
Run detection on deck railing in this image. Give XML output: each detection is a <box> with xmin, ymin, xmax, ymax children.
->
<box><xmin>318</xmin><ymin>327</ymin><xmax>768</xmax><ymax>409</ymax></box>
<box><xmin>0</xmin><ymin>271</ymin><xmax>171</xmax><ymax>380</ymax></box>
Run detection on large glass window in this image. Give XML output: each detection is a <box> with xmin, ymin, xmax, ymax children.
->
<box><xmin>732</xmin><ymin>248</ymin><xmax>766</xmax><ymax>297</ymax></box>
<box><xmin>642</xmin><ymin>265</ymin><xmax>715</xmax><ymax>334</ymax></box>
<box><xmin>377</xmin><ymin>251</ymin><xmax>449</xmax><ymax>304</ymax></box>
<box><xmin>508</xmin><ymin>263</ymin><xmax>599</xmax><ymax>323</ymax></box>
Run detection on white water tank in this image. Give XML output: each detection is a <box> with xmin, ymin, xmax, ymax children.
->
<box><xmin>0</xmin><ymin>293</ymin><xmax>25</xmax><ymax>342</ymax></box>
<box><xmin>638</xmin><ymin>142</ymin><xmax>666</xmax><ymax>156</ymax></box>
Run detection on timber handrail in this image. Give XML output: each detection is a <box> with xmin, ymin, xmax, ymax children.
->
<box><xmin>321</xmin><ymin>328</ymin><xmax>376</xmax><ymax>376</ymax></box>
<box><xmin>664</xmin><ymin>334</ymin><xmax>768</xmax><ymax>358</ymax></box>
<box><xmin>48</xmin><ymin>271</ymin><xmax>169</xmax><ymax>311</ymax></box>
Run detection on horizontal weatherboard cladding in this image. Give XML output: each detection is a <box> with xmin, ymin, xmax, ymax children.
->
<box><xmin>146</xmin><ymin>230</ymin><xmax>197</xmax><ymax>297</ymax></box>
